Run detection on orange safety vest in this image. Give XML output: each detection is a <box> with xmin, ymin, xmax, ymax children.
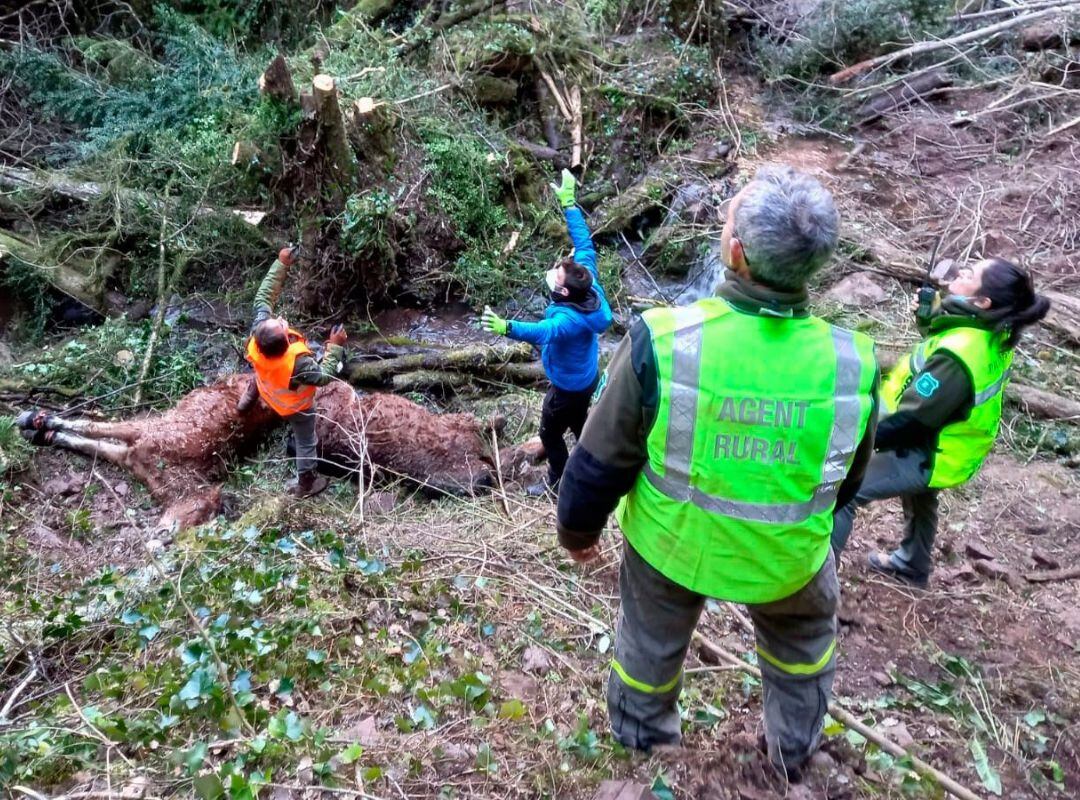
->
<box><xmin>245</xmin><ymin>328</ymin><xmax>317</xmax><ymax>417</ymax></box>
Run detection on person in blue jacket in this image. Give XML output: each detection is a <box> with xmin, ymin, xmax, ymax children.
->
<box><xmin>482</xmin><ymin>169</ymin><xmax>613</xmax><ymax>495</ymax></box>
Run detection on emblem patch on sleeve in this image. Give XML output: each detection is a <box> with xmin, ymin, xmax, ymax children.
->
<box><xmin>914</xmin><ymin>373</ymin><xmax>940</xmax><ymax>398</ymax></box>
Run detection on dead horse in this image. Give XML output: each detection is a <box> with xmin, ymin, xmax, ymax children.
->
<box><xmin>18</xmin><ymin>374</ymin><xmax>506</xmax><ymax>531</ymax></box>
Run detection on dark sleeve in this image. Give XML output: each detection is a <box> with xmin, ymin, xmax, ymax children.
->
<box><xmin>875</xmin><ymin>352</ymin><xmax>973</xmax><ymax>452</ymax></box>
<box><xmin>291</xmin><ymin>354</ymin><xmax>334</xmax><ymax>388</ymax></box>
<box><xmin>834</xmin><ymin>368</ymin><xmax>880</xmax><ymax>511</ymax></box>
<box><xmin>556</xmin><ymin>319</ymin><xmax>657</xmax><ymax>550</ymax></box>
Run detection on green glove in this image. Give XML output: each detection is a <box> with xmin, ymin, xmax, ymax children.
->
<box><xmin>550</xmin><ymin>168</ymin><xmax>577</xmax><ymax>209</ymax></box>
<box><xmin>481</xmin><ymin>305</ymin><xmax>509</xmax><ymax>336</ymax></box>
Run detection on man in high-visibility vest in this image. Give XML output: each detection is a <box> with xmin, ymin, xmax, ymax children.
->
<box><xmin>556</xmin><ymin>166</ymin><xmax>879</xmax><ymax>782</ymax></box>
<box><xmin>238</xmin><ymin>246</ymin><xmax>346</xmax><ymax>498</ymax></box>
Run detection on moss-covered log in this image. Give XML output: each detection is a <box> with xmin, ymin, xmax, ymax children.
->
<box><xmin>590</xmin><ymin>140</ymin><xmax>733</xmax><ymax>236</ymax></box>
<box><xmin>346</xmin><ymin>342</ymin><xmax>540</xmax><ymax>386</ymax></box>
<box><xmin>0</xmin><ymin>230</ymin><xmax>115</xmax><ymax>312</ymax></box>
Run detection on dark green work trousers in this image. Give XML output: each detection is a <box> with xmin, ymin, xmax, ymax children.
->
<box><xmin>608</xmin><ymin>542</ymin><xmax>839</xmax><ymax>776</ymax></box>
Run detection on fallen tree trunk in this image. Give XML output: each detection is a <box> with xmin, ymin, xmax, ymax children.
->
<box><xmin>346</xmin><ymin>342</ymin><xmax>541</xmax><ymax>386</ymax></box>
<box><xmin>830</xmin><ymin>6</ymin><xmax>1073</xmax><ymax>84</ymax></box>
<box><xmin>0</xmin><ymin>166</ymin><xmax>267</xmax><ymax>234</ymax></box>
<box><xmin>856</xmin><ymin>70</ymin><xmax>953</xmax><ymax>124</ymax></box>
<box><xmin>590</xmin><ymin>139</ymin><xmax>733</xmax><ymax>236</ymax></box>
<box><xmin>0</xmin><ymin>230</ymin><xmax>114</xmax><ymax>312</ymax></box>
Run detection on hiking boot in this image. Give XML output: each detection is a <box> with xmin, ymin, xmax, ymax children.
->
<box><xmin>287</xmin><ymin>470</ymin><xmax>329</xmax><ymax>498</ymax></box>
<box><xmin>867</xmin><ymin>552</ymin><xmax>928</xmax><ymax>588</ymax></box>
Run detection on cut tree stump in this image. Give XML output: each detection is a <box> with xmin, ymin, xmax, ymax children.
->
<box><xmin>258</xmin><ymin>54</ymin><xmax>297</xmax><ymax>105</ymax></box>
<box><xmin>348</xmin><ymin>97</ymin><xmax>395</xmax><ymax>169</ymax></box>
<box><xmin>312</xmin><ymin>74</ymin><xmax>356</xmax><ymax>187</ymax></box>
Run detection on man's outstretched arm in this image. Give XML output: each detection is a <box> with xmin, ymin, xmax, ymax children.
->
<box><xmin>251</xmin><ymin>246</ymin><xmax>297</xmax><ymax>331</ymax></box>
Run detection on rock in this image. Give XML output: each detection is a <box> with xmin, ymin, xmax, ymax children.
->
<box><xmin>824</xmin><ymin>273</ymin><xmax>887</xmax><ymax>308</ymax></box>
<box><xmin>114</xmin><ymin>481</ymin><xmax>129</xmax><ymax>497</ymax></box>
<box><xmin>1031</xmin><ymin>547</ymin><xmax>1061</xmax><ymax>570</ymax></box>
<box><xmin>521</xmin><ymin>644</ymin><xmax>552</xmax><ymax>676</ymax></box>
<box><xmin>337</xmin><ymin>715</ymin><xmax>379</xmax><ymax>745</ymax></box>
<box><xmin>872</xmin><ymin>671</ymin><xmax>892</xmax><ymax>687</ymax></box>
<box><xmin>963</xmin><ymin>540</ymin><xmax>995</xmax><ymax>561</ymax></box>
<box><xmin>363</xmin><ymin>491</ymin><xmax>397</xmax><ymax>515</ymax></box>
<box><xmin>498</xmin><ymin>670</ymin><xmax>540</xmax><ymax>700</ymax></box>
<box><xmin>43</xmin><ymin>472</ymin><xmax>83</xmax><ymax>496</ymax></box>
<box><xmin>941</xmin><ymin>564</ymin><xmax>979</xmax><ymax>584</ymax></box>
<box><xmin>886</xmin><ymin>721</ymin><xmax>915</xmax><ymax>749</ymax></box>
<box><xmin>593</xmin><ymin>780</ymin><xmax>654</xmax><ymax>800</ymax></box>
<box><xmin>809</xmin><ymin>749</ymin><xmax>838</xmax><ymax>771</ymax></box>
<box><xmin>973</xmin><ymin>559</ymin><xmax>1020</xmax><ymax>587</ymax></box>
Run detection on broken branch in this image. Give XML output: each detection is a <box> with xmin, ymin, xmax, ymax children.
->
<box><xmin>830</xmin><ymin>6</ymin><xmax>1076</xmax><ymax>85</ymax></box>
<box><xmin>1024</xmin><ymin>565</ymin><xmax>1080</xmax><ymax>583</ymax></box>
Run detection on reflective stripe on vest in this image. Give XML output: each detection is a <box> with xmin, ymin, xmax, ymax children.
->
<box><xmin>616</xmin><ymin>299</ymin><xmax>876</xmax><ymax>604</ymax></box>
<box><xmin>245</xmin><ymin>330</ymin><xmax>317</xmax><ymax>416</ymax></box>
<box><xmin>881</xmin><ymin>326</ymin><xmax>1012</xmax><ymax>488</ymax></box>
<box><xmin>641</xmin><ymin>311</ymin><xmax>868</xmax><ymax>525</ymax></box>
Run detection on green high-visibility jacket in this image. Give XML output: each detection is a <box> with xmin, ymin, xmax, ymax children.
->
<box><xmin>615</xmin><ymin>298</ymin><xmax>877</xmax><ymax>604</ymax></box>
<box><xmin>881</xmin><ymin>325</ymin><xmax>1012</xmax><ymax>489</ymax></box>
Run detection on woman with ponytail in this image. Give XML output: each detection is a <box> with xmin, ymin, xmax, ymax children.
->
<box><xmin>831</xmin><ymin>257</ymin><xmax>1050</xmax><ymax>587</ymax></box>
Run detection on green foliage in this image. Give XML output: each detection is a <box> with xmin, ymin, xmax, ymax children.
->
<box><xmin>1</xmin><ymin>6</ymin><xmax>263</xmax><ymax>186</ymax></box>
<box><xmin>341</xmin><ymin>189</ymin><xmax>395</xmax><ymax>257</ymax></box>
<box><xmin>0</xmin><ymin>416</ymin><xmax>34</xmax><ymax>475</ymax></box>
<box><xmin>9</xmin><ymin>318</ymin><xmax>203</xmax><ymax>411</ymax></box>
<box><xmin>757</xmin><ymin>0</ymin><xmax>948</xmax><ymax>81</ymax></box>
<box><xmin>420</xmin><ymin>124</ymin><xmax>527</xmax><ymax>302</ymax></box>
<box><xmin>0</xmin><ymin>256</ymin><xmax>56</xmax><ymax>342</ymax></box>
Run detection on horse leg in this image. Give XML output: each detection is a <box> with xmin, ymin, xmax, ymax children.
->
<box><xmin>17</xmin><ymin>409</ymin><xmax>144</xmax><ymax>443</ymax></box>
<box><xmin>24</xmin><ymin>428</ymin><xmax>132</xmax><ymax>467</ymax></box>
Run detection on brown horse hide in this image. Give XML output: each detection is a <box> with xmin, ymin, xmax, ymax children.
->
<box><xmin>19</xmin><ymin>374</ymin><xmax>504</xmax><ymax>531</ymax></box>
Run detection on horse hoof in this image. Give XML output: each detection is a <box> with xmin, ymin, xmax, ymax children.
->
<box><xmin>21</xmin><ymin>427</ymin><xmax>54</xmax><ymax>446</ymax></box>
<box><xmin>16</xmin><ymin>409</ymin><xmax>45</xmax><ymax>429</ymax></box>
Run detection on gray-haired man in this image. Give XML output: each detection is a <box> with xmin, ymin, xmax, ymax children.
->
<box><xmin>555</xmin><ymin>166</ymin><xmax>879</xmax><ymax>781</ymax></box>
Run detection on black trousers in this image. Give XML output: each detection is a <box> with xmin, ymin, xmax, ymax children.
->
<box><xmin>539</xmin><ymin>378</ymin><xmax>597</xmax><ymax>486</ymax></box>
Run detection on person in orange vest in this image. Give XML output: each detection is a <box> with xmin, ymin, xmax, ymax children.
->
<box><xmin>237</xmin><ymin>245</ymin><xmax>346</xmax><ymax>497</ymax></box>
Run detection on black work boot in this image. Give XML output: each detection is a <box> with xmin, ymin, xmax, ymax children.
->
<box><xmin>287</xmin><ymin>470</ymin><xmax>329</xmax><ymax>498</ymax></box>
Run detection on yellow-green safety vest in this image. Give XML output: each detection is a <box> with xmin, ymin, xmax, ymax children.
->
<box><xmin>616</xmin><ymin>298</ymin><xmax>877</xmax><ymax>604</ymax></box>
<box><xmin>881</xmin><ymin>326</ymin><xmax>1012</xmax><ymax>489</ymax></box>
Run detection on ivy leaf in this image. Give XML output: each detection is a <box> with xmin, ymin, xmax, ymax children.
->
<box><xmin>138</xmin><ymin>624</ymin><xmax>160</xmax><ymax>642</ymax></box>
<box><xmin>970</xmin><ymin>738</ymin><xmax>1003</xmax><ymax>796</ymax></box>
<box><xmin>183</xmin><ymin>741</ymin><xmax>209</xmax><ymax>775</ymax></box>
<box><xmin>338</xmin><ymin>743</ymin><xmax>364</xmax><ymax>764</ymax></box>
<box><xmin>498</xmin><ymin>699</ymin><xmax>526</xmax><ymax>720</ymax></box>
<box><xmin>651</xmin><ymin>773</ymin><xmax>676</xmax><ymax>800</ymax></box>
<box><xmin>403</xmin><ymin>642</ymin><xmax>422</xmax><ymax>665</ymax></box>
<box><xmin>231</xmin><ymin>670</ymin><xmax>252</xmax><ymax>693</ymax></box>
<box><xmin>284</xmin><ymin>711</ymin><xmax>305</xmax><ymax>741</ymax></box>
<box><xmin>410</xmin><ymin>704</ymin><xmax>436</xmax><ymax>730</ymax></box>
<box><xmin>276</xmin><ymin>537</ymin><xmax>297</xmax><ymax>553</ymax></box>
<box><xmin>192</xmin><ymin>773</ymin><xmax>224</xmax><ymax>800</ymax></box>
<box><xmin>1024</xmin><ymin>710</ymin><xmax>1046</xmax><ymax>728</ymax></box>
<box><xmin>306</xmin><ymin>649</ymin><xmax>327</xmax><ymax>664</ymax></box>
<box><xmin>475</xmin><ymin>743</ymin><xmax>498</xmax><ymax>774</ymax></box>
<box><xmin>120</xmin><ymin>609</ymin><xmax>144</xmax><ymax>625</ymax></box>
